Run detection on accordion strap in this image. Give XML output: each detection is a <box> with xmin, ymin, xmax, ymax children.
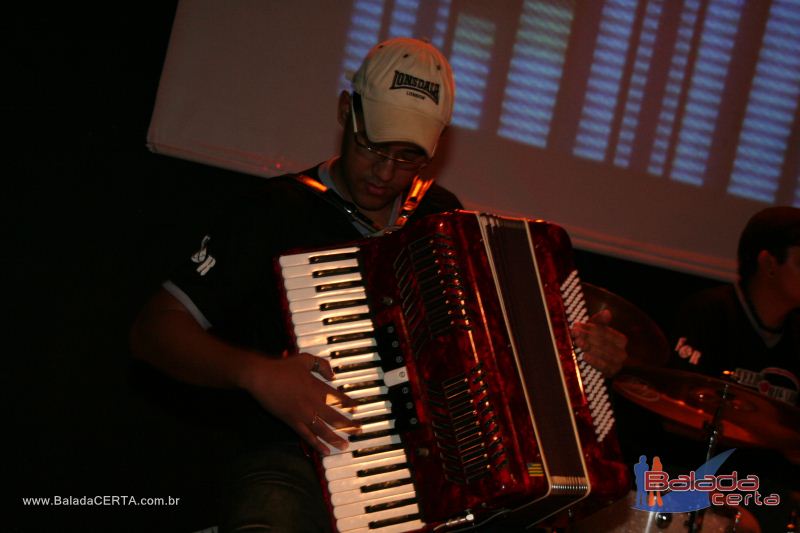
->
<box><xmin>394</xmin><ymin>176</ymin><xmax>434</xmax><ymax>230</ymax></box>
<box><xmin>293</xmin><ymin>173</ymin><xmax>433</xmax><ymax>234</ymax></box>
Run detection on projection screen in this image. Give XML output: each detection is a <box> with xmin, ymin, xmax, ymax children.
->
<box><xmin>148</xmin><ymin>0</ymin><xmax>800</xmax><ymax>280</ymax></box>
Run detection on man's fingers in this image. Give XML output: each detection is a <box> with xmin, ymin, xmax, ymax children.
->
<box><xmin>321</xmin><ymin>404</ymin><xmax>362</xmax><ymax>433</ymax></box>
<box><xmin>303</xmin><ymin>413</ymin><xmax>353</xmax><ymax>452</ymax></box>
<box><xmin>573</xmin><ymin>322</ymin><xmax>627</xmax><ymax>349</ymax></box>
<box><xmin>582</xmin><ymin>352</ymin><xmax>603</xmax><ymax>371</ymax></box>
<box><xmin>304</xmin><ymin>353</ymin><xmax>335</xmax><ymax>380</ymax></box>
<box><xmin>296</xmin><ymin>400</ymin><xmax>362</xmax><ymax>455</ymax></box>
<box><xmin>296</xmin><ymin>423</ymin><xmax>336</xmax><ymax>455</ymax></box>
<box><xmin>322</xmin><ymin>383</ymin><xmax>359</xmax><ymax>410</ymax></box>
<box><xmin>571</xmin><ymin>318</ymin><xmax>628</xmax><ymax>378</ymax></box>
<box><xmin>315</xmin><ymin>423</ymin><xmax>351</xmax><ymax>452</ymax></box>
<box><xmin>589</xmin><ymin>308</ymin><xmax>613</xmax><ymax>325</ymax></box>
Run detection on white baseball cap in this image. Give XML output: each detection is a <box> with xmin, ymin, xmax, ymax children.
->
<box><xmin>352</xmin><ymin>37</ymin><xmax>455</xmax><ymax>158</ymax></box>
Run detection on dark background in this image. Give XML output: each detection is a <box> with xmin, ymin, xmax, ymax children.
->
<box><xmin>8</xmin><ymin>3</ymin><xmax>718</xmax><ymax>531</ymax></box>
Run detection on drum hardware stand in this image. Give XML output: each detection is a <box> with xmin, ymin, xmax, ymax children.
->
<box><xmin>686</xmin><ymin>382</ymin><xmax>731</xmax><ymax>533</ymax></box>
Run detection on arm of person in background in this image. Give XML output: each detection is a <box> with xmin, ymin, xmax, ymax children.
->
<box><xmin>130</xmin><ymin>287</ymin><xmax>359</xmax><ymax>455</ymax></box>
<box><xmin>571</xmin><ymin>308</ymin><xmax>629</xmax><ymax>377</ymax></box>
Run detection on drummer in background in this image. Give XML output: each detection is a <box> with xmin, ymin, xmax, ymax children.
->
<box><xmin>668</xmin><ymin>205</ymin><xmax>800</xmax><ymax>531</ymax></box>
<box><xmin>670</xmin><ymin>206</ymin><xmax>800</xmax><ymax>406</ymax></box>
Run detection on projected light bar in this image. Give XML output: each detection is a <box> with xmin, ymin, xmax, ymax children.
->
<box><xmin>387</xmin><ymin>0</ymin><xmax>420</xmax><ymax>39</ymax></box>
<box><xmin>573</xmin><ymin>0</ymin><xmax>637</xmax><ymax>162</ymax></box>
<box><xmin>728</xmin><ymin>0</ymin><xmax>800</xmax><ymax>203</ymax></box>
<box><xmin>613</xmin><ymin>0</ymin><xmax>664</xmax><ymax>168</ymax></box>
<box><xmin>338</xmin><ymin>0</ymin><xmax>386</xmax><ymax>94</ymax></box>
<box><xmin>648</xmin><ymin>0</ymin><xmax>702</xmax><ymax>176</ymax></box>
<box><xmin>497</xmin><ymin>0</ymin><xmax>575</xmax><ymax>148</ymax></box>
<box><xmin>669</xmin><ymin>0</ymin><xmax>744</xmax><ymax>186</ymax></box>
<box><xmin>450</xmin><ymin>13</ymin><xmax>495</xmax><ymax>130</ymax></box>
<box><xmin>431</xmin><ymin>0</ymin><xmax>452</xmax><ymax>50</ymax></box>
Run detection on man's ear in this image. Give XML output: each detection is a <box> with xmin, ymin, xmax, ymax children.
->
<box><xmin>757</xmin><ymin>249</ymin><xmax>778</xmax><ymax>276</ymax></box>
<box><xmin>337</xmin><ymin>91</ymin><xmax>351</xmax><ymax>128</ymax></box>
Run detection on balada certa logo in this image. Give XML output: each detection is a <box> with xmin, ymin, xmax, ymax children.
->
<box><xmin>632</xmin><ymin>449</ymin><xmax>780</xmax><ymax>513</ymax></box>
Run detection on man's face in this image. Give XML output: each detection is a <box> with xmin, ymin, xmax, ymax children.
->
<box><xmin>774</xmin><ymin>245</ymin><xmax>800</xmax><ymax>307</ymax></box>
<box><xmin>333</xmin><ymin>93</ymin><xmax>429</xmax><ymax>215</ymax></box>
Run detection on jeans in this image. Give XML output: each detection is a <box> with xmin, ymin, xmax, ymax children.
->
<box><xmin>219</xmin><ymin>442</ymin><xmax>331</xmax><ymax>533</ymax></box>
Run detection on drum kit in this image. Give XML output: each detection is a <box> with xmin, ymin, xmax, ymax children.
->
<box><xmin>567</xmin><ymin>284</ymin><xmax>800</xmax><ymax>533</ymax></box>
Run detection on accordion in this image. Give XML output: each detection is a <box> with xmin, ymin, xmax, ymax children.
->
<box><xmin>277</xmin><ymin>211</ymin><xmax>629</xmax><ymax>532</ymax></box>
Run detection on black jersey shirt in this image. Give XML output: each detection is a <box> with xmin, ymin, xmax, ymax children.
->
<box><xmin>164</xmin><ymin>165</ymin><xmax>462</xmax><ymax>444</ymax></box>
<box><xmin>670</xmin><ymin>284</ymin><xmax>800</xmax><ymax>406</ymax></box>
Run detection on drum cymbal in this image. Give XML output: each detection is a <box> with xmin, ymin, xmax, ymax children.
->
<box><xmin>613</xmin><ymin>366</ymin><xmax>800</xmax><ymax>451</ymax></box>
<box><xmin>581</xmin><ymin>283</ymin><xmax>670</xmax><ymax>366</ymax></box>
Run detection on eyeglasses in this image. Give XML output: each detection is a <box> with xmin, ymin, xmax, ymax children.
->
<box><xmin>350</xmin><ymin>93</ymin><xmax>430</xmax><ymax>173</ymax></box>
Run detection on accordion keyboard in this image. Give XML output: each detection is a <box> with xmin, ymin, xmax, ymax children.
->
<box><xmin>279</xmin><ymin>246</ymin><xmax>426</xmax><ymax>533</ymax></box>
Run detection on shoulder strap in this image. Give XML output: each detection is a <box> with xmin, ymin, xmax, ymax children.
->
<box><xmin>293</xmin><ymin>174</ymin><xmax>380</xmax><ymax>233</ymax></box>
<box><xmin>393</xmin><ymin>176</ymin><xmax>434</xmax><ymax>230</ymax></box>
<box><xmin>293</xmin><ymin>173</ymin><xmax>434</xmax><ymax>234</ymax></box>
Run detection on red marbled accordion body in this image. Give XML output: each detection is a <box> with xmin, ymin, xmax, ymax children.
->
<box><xmin>277</xmin><ymin>211</ymin><xmax>630</xmax><ymax>532</ymax></box>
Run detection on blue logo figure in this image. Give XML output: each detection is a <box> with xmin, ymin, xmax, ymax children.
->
<box><xmin>633</xmin><ymin>455</ymin><xmax>649</xmax><ymax>507</ymax></box>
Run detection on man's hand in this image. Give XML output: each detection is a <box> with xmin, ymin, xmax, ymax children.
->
<box><xmin>239</xmin><ymin>353</ymin><xmax>360</xmax><ymax>455</ymax></box>
<box><xmin>571</xmin><ymin>308</ymin><xmax>628</xmax><ymax>377</ymax></box>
